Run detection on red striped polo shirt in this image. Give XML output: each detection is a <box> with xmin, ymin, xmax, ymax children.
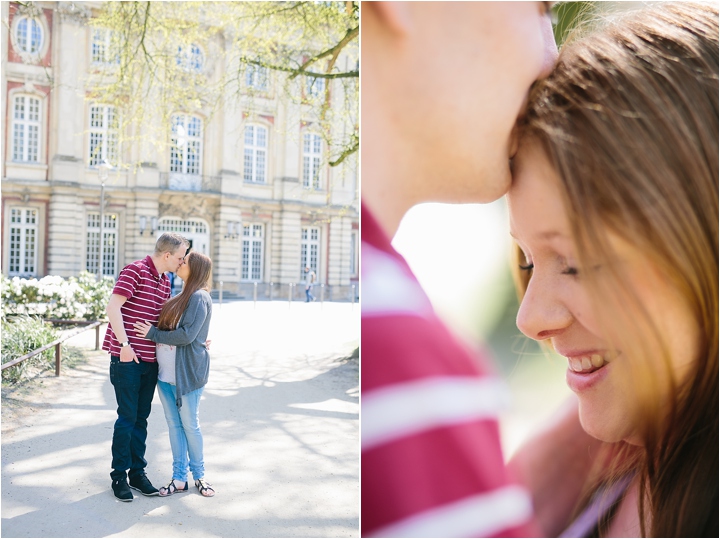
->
<box><xmin>361</xmin><ymin>205</ymin><xmax>538</xmax><ymax>537</ymax></box>
<box><xmin>102</xmin><ymin>255</ymin><xmax>171</xmax><ymax>363</ymax></box>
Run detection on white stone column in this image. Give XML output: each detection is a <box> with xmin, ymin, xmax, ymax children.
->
<box><xmin>47</xmin><ymin>188</ymin><xmax>83</xmax><ymax>276</ymax></box>
<box><xmin>50</xmin><ymin>9</ymin><xmax>87</xmax><ymax>183</ymax></box>
<box><xmin>215</xmin><ymin>203</ymin><xmax>242</xmax><ymax>291</ymax></box>
<box><xmin>270</xmin><ymin>208</ymin><xmax>301</xmax><ymax>284</ymax></box>
<box><xmin>328</xmin><ymin>215</ymin><xmax>352</xmax><ymax>286</ymax></box>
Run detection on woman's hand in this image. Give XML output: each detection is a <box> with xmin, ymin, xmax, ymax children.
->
<box><xmin>133</xmin><ymin>320</ymin><xmax>154</xmax><ymax>338</ymax></box>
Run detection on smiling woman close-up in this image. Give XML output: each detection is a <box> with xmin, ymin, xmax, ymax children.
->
<box><xmin>508</xmin><ymin>2</ymin><xmax>718</xmax><ymax>536</ymax></box>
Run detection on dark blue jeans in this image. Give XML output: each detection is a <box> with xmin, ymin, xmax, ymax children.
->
<box><xmin>109</xmin><ymin>356</ymin><xmax>158</xmax><ymax>482</ymax></box>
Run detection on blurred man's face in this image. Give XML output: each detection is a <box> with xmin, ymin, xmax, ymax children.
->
<box><xmin>391</xmin><ymin>2</ymin><xmax>557</xmax><ymax>204</ymax></box>
<box><xmin>163</xmin><ymin>247</ymin><xmax>186</xmax><ymax>273</ymax></box>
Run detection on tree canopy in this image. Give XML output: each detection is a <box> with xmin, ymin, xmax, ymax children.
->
<box><xmin>86</xmin><ymin>1</ymin><xmax>358</xmax><ymax>169</ymax></box>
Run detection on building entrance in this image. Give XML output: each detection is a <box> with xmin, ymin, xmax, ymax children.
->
<box><xmin>157</xmin><ymin>218</ymin><xmax>210</xmax><ymax>293</ymax></box>
<box><xmin>157</xmin><ymin>218</ymin><xmax>210</xmax><ymax>255</ymax></box>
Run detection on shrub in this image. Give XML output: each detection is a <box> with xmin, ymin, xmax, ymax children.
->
<box><xmin>1</xmin><ymin>315</ymin><xmax>59</xmax><ymax>384</ymax></box>
<box><xmin>1</xmin><ymin>272</ymin><xmax>113</xmax><ymax>320</ymax></box>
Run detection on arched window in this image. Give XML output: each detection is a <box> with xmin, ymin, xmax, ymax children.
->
<box><xmin>158</xmin><ymin>218</ymin><xmax>210</xmax><ymax>255</ymax></box>
<box><xmin>244</xmin><ymin>124</ymin><xmax>268</xmax><ymax>183</ymax></box>
<box><xmin>15</xmin><ymin>16</ymin><xmax>43</xmax><ymax>54</ymax></box>
<box><xmin>12</xmin><ymin>95</ymin><xmax>41</xmax><ymax>162</ymax></box>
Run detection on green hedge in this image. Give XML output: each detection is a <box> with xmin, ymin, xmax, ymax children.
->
<box><xmin>1</xmin><ymin>315</ymin><xmax>59</xmax><ymax>384</ymax></box>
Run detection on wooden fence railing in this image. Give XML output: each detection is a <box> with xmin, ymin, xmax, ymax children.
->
<box><xmin>1</xmin><ymin>321</ymin><xmax>104</xmax><ymax>377</ymax></box>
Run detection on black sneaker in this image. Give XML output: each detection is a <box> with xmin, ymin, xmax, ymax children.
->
<box><xmin>129</xmin><ymin>473</ymin><xmax>160</xmax><ymax>496</ymax></box>
<box><xmin>112</xmin><ymin>479</ymin><xmax>134</xmax><ymax>502</ymax></box>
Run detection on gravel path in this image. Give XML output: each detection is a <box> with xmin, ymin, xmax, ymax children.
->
<box><xmin>1</xmin><ymin>301</ymin><xmax>359</xmax><ymax>538</ymax></box>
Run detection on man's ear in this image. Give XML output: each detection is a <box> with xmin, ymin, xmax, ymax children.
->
<box><xmin>365</xmin><ymin>2</ymin><xmax>412</xmax><ymax>37</ymax></box>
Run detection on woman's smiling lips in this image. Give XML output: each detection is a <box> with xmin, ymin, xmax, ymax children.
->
<box><xmin>557</xmin><ymin>349</ymin><xmax>618</xmax><ymax>392</ymax></box>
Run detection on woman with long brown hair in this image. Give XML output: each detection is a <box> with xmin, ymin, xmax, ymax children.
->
<box><xmin>134</xmin><ymin>251</ymin><xmax>216</xmax><ymax>497</ymax></box>
<box><xmin>508</xmin><ymin>2</ymin><xmax>717</xmax><ymax>536</ymax></box>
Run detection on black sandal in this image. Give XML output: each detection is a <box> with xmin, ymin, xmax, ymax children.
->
<box><xmin>195</xmin><ymin>478</ymin><xmax>215</xmax><ymax>497</ymax></box>
<box><xmin>158</xmin><ymin>479</ymin><xmax>188</xmax><ymax>497</ymax></box>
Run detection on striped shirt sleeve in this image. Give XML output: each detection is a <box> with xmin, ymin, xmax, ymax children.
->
<box><xmin>361</xmin><ymin>241</ymin><xmax>537</xmax><ymax>538</ymax></box>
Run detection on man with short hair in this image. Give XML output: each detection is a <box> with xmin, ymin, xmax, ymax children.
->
<box><xmin>361</xmin><ymin>3</ymin><xmax>590</xmax><ymax>537</ymax></box>
<box><xmin>103</xmin><ymin>232</ymin><xmax>189</xmax><ymax>501</ymax></box>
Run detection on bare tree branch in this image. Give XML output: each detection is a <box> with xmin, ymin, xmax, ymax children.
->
<box><xmin>292</xmin><ymin>25</ymin><xmax>358</xmax><ymax>78</ymax></box>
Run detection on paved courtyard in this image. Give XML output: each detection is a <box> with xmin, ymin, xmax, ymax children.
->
<box><xmin>1</xmin><ymin>301</ymin><xmax>359</xmax><ymax>538</ymax></box>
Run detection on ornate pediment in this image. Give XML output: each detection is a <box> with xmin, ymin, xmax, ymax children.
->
<box><xmin>159</xmin><ymin>194</ymin><xmax>216</xmax><ymax>221</ymax></box>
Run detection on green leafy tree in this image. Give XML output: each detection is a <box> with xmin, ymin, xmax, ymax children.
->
<box><xmin>86</xmin><ymin>1</ymin><xmax>358</xmax><ymax>170</ymax></box>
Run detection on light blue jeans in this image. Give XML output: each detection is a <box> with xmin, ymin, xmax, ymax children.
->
<box><xmin>156</xmin><ymin>380</ymin><xmax>205</xmax><ymax>483</ymax></box>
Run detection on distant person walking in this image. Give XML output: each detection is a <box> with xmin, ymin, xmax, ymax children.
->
<box><xmin>103</xmin><ymin>232</ymin><xmax>189</xmax><ymax>502</ymax></box>
<box><xmin>167</xmin><ymin>272</ymin><xmax>176</xmax><ymax>296</ymax></box>
<box><xmin>134</xmin><ymin>251</ymin><xmax>216</xmax><ymax>498</ymax></box>
<box><xmin>304</xmin><ymin>266</ymin><xmax>316</xmax><ymax>302</ymax></box>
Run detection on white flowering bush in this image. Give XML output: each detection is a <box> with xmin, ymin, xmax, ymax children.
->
<box><xmin>1</xmin><ymin>272</ymin><xmax>114</xmax><ymax>320</ymax></box>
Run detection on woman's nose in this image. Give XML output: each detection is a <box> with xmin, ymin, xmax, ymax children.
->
<box><xmin>516</xmin><ymin>273</ymin><xmax>572</xmax><ymax>341</ymax></box>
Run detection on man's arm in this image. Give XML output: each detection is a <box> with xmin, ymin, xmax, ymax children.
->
<box><xmin>106</xmin><ymin>294</ymin><xmax>138</xmax><ymax>363</ymax></box>
<box><xmin>507</xmin><ymin>396</ymin><xmax>604</xmax><ymax>537</ymax></box>
<box><xmin>144</xmin><ymin>295</ymin><xmax>209</xmax><ymax>346</ymax></box>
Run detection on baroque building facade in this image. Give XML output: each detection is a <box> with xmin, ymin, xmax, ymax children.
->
<box><xmin>1</xmin><ymin>1</ymin><xmax>359</xmax><ymax>299</ymax></box>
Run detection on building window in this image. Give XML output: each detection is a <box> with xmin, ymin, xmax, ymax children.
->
<box><xmin>170</xmin><ymin>114</ymin><xmax>203</xmax><ymax>175</ymax></box>
<box><xmin>9</xmin><ymin>208</ymin><xmax>38</xmax><ymax>277</ymax></box>
<box><xmin>350</xmin><ymin>230</ymin><xmax>358</xmax><ymax>276</ymax></box>
<box><xmin>246</xmin><ymin>64</ymin><xmax>268</xmax><ymax>91</ymax></box>
<box><xmin>306</xmin><ymin>76</ymin><xmax>325</xmax><ymax>98</ymax></box>
<box><xmin>300</xmin><ymin>226</ymin><xmax>319</xmax><ymax>280</ymax></box>
<box><xmin>302</xmin><ymin>133</ymin><xmax>322</xmax><ymax>189</ymax></box>
<box><xmin>158</xmin><ymin>218</ymin><xmax>208</xmax><ymax>235</ymax></box>
<box><xmin>86</xmin><ymin>213</ymin><xmax>118</xmax><ymax>277</ymax></box>
<box><xmin>15</xmin><ymin>16</ymin><xmax>43</xmax><ymax>54</ymax></box>
<box><xmin>242</xmin><ymin>224</ymin><xmax>264</xmax><ymax>281</ymax></box>
<box><xmin>89</xmin><ymin>105</ymin><xmax>119</xmax><ymax>167</ymax></box>
<box><xmin>91</xmin><ymin>28</ymin><xmax>120</xmax><ymax>65</ymax></box>
<box><xmin>177</xmin><ymin>44</ymin><xmax>203</xmax><ymax>72</ymax></box>
<box><xmin>244</xmin><ymin>125</ymin><xmax>267</xmax><ymax>183</ymax></box>
<box><xmin>12</xmin><ymin>95</ymin><xmax>40</xmax><ymax>162</ymax></box>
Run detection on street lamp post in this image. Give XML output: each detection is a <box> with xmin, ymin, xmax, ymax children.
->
<box><xmin>98</xmin><ymin>162</ymin><xmax>110</xmax><ymax>278</ymax></box>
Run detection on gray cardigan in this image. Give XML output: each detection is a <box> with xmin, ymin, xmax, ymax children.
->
<box><xmin>147</xmin><ymin>289</ymin><xmax>212</xmax><ymax>408</ymax></box>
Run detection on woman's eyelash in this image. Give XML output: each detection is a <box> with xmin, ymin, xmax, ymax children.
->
<box><xmin>518</xmin><ymin>263</ymin><xmax>580</xmax><ymax>275</ymax></box>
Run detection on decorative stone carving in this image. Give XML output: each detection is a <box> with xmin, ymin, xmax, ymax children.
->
<box><xmin>15</xmin><ymin>2</ymin><xmax>43</xmax><ymax>18</ymax></box>
<box><xmin>57</xmin><ymin>2</ymin><xmax>91</xmax><ymax>24</ymax></box>
<box><xmin>159</xmin><ymin>194</ymin><xmax>216</xmax><ymax>221</ymax></box>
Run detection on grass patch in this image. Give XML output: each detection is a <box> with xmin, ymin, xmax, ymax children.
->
<box><xmin>1</xmin><ymin>317</ymin><xmax>90</xmax><ymax>385</ymax></box>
